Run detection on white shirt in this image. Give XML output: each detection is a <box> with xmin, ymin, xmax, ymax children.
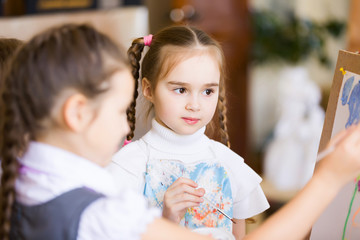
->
<box><xmin>108</xmin><ymin>119</ymin><xmax>269</xmax><ymax>220</ymax></box>
<box><xmin>16</xmin><ymin>142</ymin><xmax>160</xmax><ymax>240</ymax></box>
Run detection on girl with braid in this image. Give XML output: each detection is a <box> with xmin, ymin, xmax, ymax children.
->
<box><xmin>2</xmin><ymin>22</ymin><xmax>360</xmax><ymax>240</ymax></box>
<box><xmin>108</xmin><ymin>25</ymin><xmax>269</xmax><ymax>239</ymax></box>
<box><xmin>0</xmin><ymin>23</ymin><xmax>216</xmax><ymax>240</ymax></box>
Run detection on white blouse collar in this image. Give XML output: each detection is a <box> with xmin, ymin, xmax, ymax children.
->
<box><xmin>18</xmin><ymin>142</ymin><xmax>119</xmax><ymax>196</ymax></box>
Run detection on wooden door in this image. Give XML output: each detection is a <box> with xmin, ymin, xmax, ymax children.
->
<box><xmin>2</xmin><ymin>0</ymin><xmax>25</xmax><ymax>16</ymax></box>
<box><xmin>171</xmin><ymin>0</ymin><xmax>251</xmax><ymax>162</ymax></box>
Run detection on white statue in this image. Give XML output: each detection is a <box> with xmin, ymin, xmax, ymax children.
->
<box><xmin>264</xmin><ymin>66</ymin><xmax>325</xmax><ymax>191</ymax></box>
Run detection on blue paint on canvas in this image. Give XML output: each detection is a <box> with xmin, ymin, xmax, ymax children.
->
<box><xmin>341</xmin><ymin>76</ymin><xmax>354</xmax><ymax>105</ymax></box>
<box><xmin>341</xmin><ymin>76</ymin><xmax>360</xmax><ymax>128</ymax></box>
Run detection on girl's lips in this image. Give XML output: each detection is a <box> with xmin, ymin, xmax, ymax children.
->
<box><xmin>182</xmin><ymin>117</ymin><xmax>199</xmax><ymax>125</ymax></box>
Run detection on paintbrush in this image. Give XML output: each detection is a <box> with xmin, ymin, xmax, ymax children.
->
<box><xmin>316</xmin><ymin>145</ymin><xmax>360</xmax><ymax>191</ymax></box>
<box><xmin>317</xmin><ymin>124</ymin><xmax>360</xmax><ymax>162</ymax></box>
<box><xmin>202</xmin><ymin>195</ymin><xmax>236</xmax><ymax>224</ymax></box>
<box><xmin>316</xmin><ymin>145</ymin><xmax>336</xmax><ymax>161</ymax></box>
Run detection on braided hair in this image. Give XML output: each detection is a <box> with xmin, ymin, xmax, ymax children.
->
<box><xmin>0</xmin><ymin>23</ymin><xmax>128</xmax><ymax>240</ymax></box>
<box><xmin>0</xmin><ymin>38</ymin><xmax>23</xmax><ymax>75</ymax></box>
<box><xmin>126</xmin><ymin>25</ymin><xmax>230</xmax><ymax>147</ymax></box>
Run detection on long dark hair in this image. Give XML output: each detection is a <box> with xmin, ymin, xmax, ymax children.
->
<box><xmin>0</xmin><ymin>23</ymin><xmax>128</xmax><ymax>240</ymax></box>
<box><xmin>0</xmin><ymin>38</ymin><xmax>23</xmax><ymax>73</ymax></box>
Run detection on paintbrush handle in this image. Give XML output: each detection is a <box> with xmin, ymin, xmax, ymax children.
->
<box><xmin>316</xmin><ymin>145</ymin><xmax>336</xmax><ymax>162</ymax></box>
<box><xmin>202</xmin><ymin>196</ymin><xmax>234</xmax><ymax>223</ymax></box>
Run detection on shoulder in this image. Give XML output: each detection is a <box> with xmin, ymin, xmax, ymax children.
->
<box><xmin>113</xmin><ymin>139</ymin><xmax>148</xmax><ymax>162</ymax></box>
<box><xmin>210</xmin><ymin>140</ymin><xmax>244</xmax><ymax>162</ymax></box>
<box><xmin>210</xmin><ymin>140</ymin><xmax>263</xmax><ymax>198</ymax></box>
<box><xmin>112</xmin><ymin>139</ymin><xmax>148</xmax><ymax>164</ymax></box>
<box><xmin>109</xmin><ymin>139</ymin><xmax>148</xmax><ymax>176</ymax></box>
<box><xmin>78</xmin><ymin>190</ymin><xmax>161</xmax><ymax>239</ymax></box>
<box><xmin>210</xmin><ymin>140</ymin><xmax>258</xmax><ymax>181</ymax></box>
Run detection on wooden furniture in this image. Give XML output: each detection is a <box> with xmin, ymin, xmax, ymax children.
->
<box><xmin>0</xmin><ymin>7</ymin><xmax>148</xmax><ymax>48</ymax></box>
<box><xmin>348</xmin><ymin>0</ymin><xmax>360</xmax><ymax>52</ymax></box>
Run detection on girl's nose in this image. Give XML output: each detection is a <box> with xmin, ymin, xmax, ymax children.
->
<box><xmin>185</xmin><ymin>96</ymin><xmax>200</xmax><ymax>111</ymax></box>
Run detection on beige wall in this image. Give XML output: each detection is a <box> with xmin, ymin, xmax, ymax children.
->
<box><xmin>0</xmin><ymin>7</ymin><xmax>149</xmax><ymax>49</ymax></box>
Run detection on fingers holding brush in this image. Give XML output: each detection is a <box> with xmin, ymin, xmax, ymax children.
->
<box><xmin>316</xmin><ymin>123</ymin><xmax>360</xmax><ymax>188</ymax></box>
<box><xmin>162</xmin><ymin>177</ymin><xmax>205</xmax><ymax>224</ymax></box>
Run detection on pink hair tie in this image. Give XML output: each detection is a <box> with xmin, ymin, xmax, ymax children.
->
<box><xmin>122</xmin><ymin>139</ymin><xmax>132</xmax><ymax>147</ymax></box>
<box><xmin>144</xmin><ymin>34</ymin><xmax>153</xmax><ymax>47</ymax></box>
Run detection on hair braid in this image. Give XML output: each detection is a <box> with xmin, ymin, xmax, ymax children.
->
<box><xmin>1</xmin><ymin>24</ymin><xmax>129</xmax><ymax>239</ymax></box>
<box><xmin>218</xmin><ymin>83</ymin><xmax>230</xmax><ymax>148</ymax></box>
<box><xmin>126</xmin><ymin>38</ymin><xmax>145</xmax><ymax>140</ymax></box>
<box><xmin>0</xmin><ymin>74</ymin><xmax>29</xmax><ymax>240</ymax></box>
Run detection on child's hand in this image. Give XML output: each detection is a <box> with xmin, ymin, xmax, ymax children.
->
<box><xmin>162</xmin><ymin>177</ymin><xmax>205</xmax><ymax>223</ymax></box>
<box><xmin>316</xmin><ymin>124</ymin><xmax>360</xmax><ymax>188</ymax></box>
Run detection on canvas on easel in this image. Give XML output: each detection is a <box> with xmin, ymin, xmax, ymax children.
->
<box><xmin>310</xmin><ymin>50</ymin><xmax>360</xmax><ymax>239</ymax></box>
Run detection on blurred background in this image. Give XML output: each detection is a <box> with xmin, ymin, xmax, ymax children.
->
<box><xmin>1</xmin><ymin>0</ymin><xmax>359</xmax><ymax>234</ymax></box>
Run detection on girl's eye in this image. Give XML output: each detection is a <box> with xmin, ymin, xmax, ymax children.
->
<box><xmin>174</xmin><ymin>88</ymin><xmax>186</xmax><ymax>94</ymax></box>
<box><xmin>203</xmin><ymin>89</ymin><xmax>214</xmax><ymax>96</ymax></box>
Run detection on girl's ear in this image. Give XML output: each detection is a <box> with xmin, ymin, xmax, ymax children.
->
<box><xmin>142</xmin><ymin>77</ymin><xmax>154</xmax><ymax>102</ymax></box>
<box><xmin>62</xmin><ymin>93</ymin><xmax>93</xmax><ymax>132</ymax></box>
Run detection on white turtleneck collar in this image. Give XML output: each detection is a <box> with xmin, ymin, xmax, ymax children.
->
<box><xmin>142</xmin><ymin>119</ymin><xmax>211</xmax><ymax>155</ymax></box>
